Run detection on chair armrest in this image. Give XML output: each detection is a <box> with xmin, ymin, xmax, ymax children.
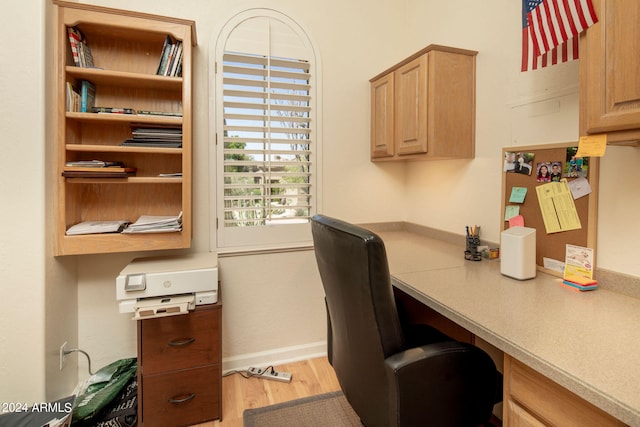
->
<box><xmin>384</xmin><ymin>341</ymin><xmax>498</xmax><ymax>426</ymax></box>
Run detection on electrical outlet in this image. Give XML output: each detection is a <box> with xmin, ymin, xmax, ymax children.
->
<box><xmin>59</xmin><ymin>342</ymin><xmax>68</xmax><ymax>370</ymax></box>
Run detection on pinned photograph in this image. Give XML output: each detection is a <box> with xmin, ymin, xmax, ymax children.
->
<box><xmin>536</xmin><ymin>162</ymin><xmax>551</xmax><ymax>182</ymax></box>
<box><xmin>565</xmin><ymin>147</ymin><xmax>588</xmax><ymax>178</ymax></box>
<box><xmin>505</xmin><ymin>151</ymin><xmax>534</xmax><ymax>175</ymax></box>
<box><xmin>549</xmin><ymin>161</ymin><xmax>563</xmax><ymax>182</ymax></box>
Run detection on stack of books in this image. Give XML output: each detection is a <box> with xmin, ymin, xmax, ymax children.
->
<box><xmin>122</xmin><ymin>124</ymin><xmax>182</xmax><ymax>148</ymax></box>
<box><xmin>63</xmin><ymin>160</ymin><xmax>136</xmax><ymax>178</ymax></box>
<box><xmin>122</xmin><ymin>212</ymin><xmax>183</xmax><ymax>234</ymax></box>
<box><xmin>67</xmin><ymin>26</ymin><xmax>95</xmax><ymax>68</ymax></box>
<box><xmin>156</xmin><ymin>35</ymin><xmax>183</xmax><ymax>77</ymax></box>
<box><xmin>561</xmin><ymin>275</ymin><xmax>599</xmax><ymax>292</ymax></box>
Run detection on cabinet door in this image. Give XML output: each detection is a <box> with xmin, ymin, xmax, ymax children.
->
<box><xmin>581</xmin><ymin>0</ymin><xmax>640</xmax><ymax>136</ymax></box>
<box><xmin>394</xmin><ymin>55</ymin><xmax>428</xmax><ymax>155</ymax></box>
<box><xmin>370</xmin><ymin>73</ymin><xmax>395</xmax><ymax>158</ymax></box>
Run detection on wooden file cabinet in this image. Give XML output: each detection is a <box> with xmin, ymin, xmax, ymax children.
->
<box><xmin>137</xmin><ymin>302</ymin><xmax>222</xmax><ymax>426</ymax></box>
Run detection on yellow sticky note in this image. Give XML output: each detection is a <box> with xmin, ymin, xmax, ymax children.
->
<box><xmin>576</xmin><ymin>134</ymin><xmax>607</xmax><ymax>157</ymax></box>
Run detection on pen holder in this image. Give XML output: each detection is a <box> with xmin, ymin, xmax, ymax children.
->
<box><xmin>465</xmin><ymin>235</ymin><xmax>482</xmax><ymax>261</ymax></box>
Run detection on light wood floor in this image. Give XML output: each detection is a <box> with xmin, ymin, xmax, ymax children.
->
<box><xmin>192</xmin><ymin>357</ymin><xmax>341</xmax><ymax>427</ymax></box>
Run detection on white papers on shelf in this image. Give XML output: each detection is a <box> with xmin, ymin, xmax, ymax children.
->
<box><xmin>122</xmin><ymin>212</ymin><xmax>183</xmax><ymax>234</ymax></box>
<box><xmin>66</xmin><ymin>220</ymin><xmax>130</xmax><ymax>235</ymax></box>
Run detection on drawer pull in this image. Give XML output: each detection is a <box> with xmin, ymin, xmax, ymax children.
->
<box><xmin>168</xmin><ymin>393</ymin><xmax>196</xmax><ymax>404</ymax></box>
<box><xmin>168</xmin><ymin>337</ymin><xmax>196</xmax><ymax>347</ymax></box>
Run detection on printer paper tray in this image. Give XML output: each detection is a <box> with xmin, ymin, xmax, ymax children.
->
<box><xmin>133</xmin><ymin>294</ymin><xmax>195</xmax><ymax>320</ymax></box>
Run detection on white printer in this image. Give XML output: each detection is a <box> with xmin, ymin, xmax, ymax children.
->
<box><xmin>116</xmin><ymin>252</ymin><xmax>218</xmax><ymax>320</ymax></box>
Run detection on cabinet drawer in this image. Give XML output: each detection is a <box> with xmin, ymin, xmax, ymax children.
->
<box><xmin>141</xmin><ymin>365</ymin><xmax>220</xmax><ymax>427</ymax></box>
<box><xmin>140</xmin><ymin>307</ymin><xmax>220</xmax><ymax>375</ymax></box>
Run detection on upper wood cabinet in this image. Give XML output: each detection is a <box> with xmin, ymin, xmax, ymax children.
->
<box><xmin>580</xmin><ymin>0</ymin><xmax>640</xmax><ymax>146</ymax></box>
<box><xmin>52</xmin><ymin>1</ymin><xmax>196</xmax><ymax>255</ymax></box>
<box><xmin>370</xmin><ymin>45</ymin><xmax>477</xmax><ymax>161</ymax></box>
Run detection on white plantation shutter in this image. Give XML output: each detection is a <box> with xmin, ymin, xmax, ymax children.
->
<box><xmin>214</xmin><ymin>11</ymin><xmax>321</xmax><ymax>250</ymax></box>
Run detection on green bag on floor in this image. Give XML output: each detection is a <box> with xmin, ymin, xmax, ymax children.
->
<box><xmin>71</xmin><ymin>358</ymin><xmax>137</xmax><ymax>425</ymax></box>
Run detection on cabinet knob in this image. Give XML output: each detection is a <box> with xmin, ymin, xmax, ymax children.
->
<box><xmin>168</xmin><ymin>393</ymin><xmax>196</xmax><ymax>404</ymax></box>
<box><xmin>168</xmin><ymin>337</ymin><xmax>196</xmax><ymax>346</ymax></box>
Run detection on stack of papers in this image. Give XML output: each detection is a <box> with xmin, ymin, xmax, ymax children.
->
<box><xmin>122</xmin><ymin>212</ymin><xmax>182</xmax><ymax>234</ymax></box>
<box><xmin>66</xmin><ymin>220</ymin><xmax>130</xmax><ymax>235</ymax></box>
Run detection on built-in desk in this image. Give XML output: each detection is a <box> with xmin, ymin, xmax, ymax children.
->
<box><xmin>370</xmin><ymin>226</ymin><xmax>640</xmax><ymax>426</ymax></box>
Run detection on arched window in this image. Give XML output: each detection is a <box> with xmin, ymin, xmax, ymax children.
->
<box><xmin>213</xmin><ymin>9</ymin><xmax>322</xmax><ymax>250</ymax></box>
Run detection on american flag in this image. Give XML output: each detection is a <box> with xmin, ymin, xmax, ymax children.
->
<box><xmin>521</xmin><ymin>0</ymin><xmax>598</xmax><ymax>72</ymax></box>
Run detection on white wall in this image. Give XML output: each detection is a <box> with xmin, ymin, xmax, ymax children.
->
<box><xmin>401</xmin><ymin>0</ymin><xmax>640</xmax><ymax>278</ymax></box>
<box><xmin>0</xmin><ymin>0</ymin><xmax>47</xmax><ymax>403</ymax></box>
<box><xmin>71</xmin><ymin>0</ymin><xmax>410</xmax><ymax>376</ymax></box>
<box><xmin>1</xmin><ymin>0</ymin><xmax>639</xmax><ymax>405</ymax></box>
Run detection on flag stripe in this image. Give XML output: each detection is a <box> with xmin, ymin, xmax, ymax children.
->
<box><xmin>551</xmin><ymin>0</ymin><xmax>569</xmax><ymax>42</ymax></box>
<box><xmin>574</xmin><ymin>0</ymin><xmax>589</xmax><ymax>29</ymax></box>
<box><xmin>562</xmin><ymin>0</ymin><xmax>579</xmax><ymax>37</ymax></box>
<box><xmin>522</xmin><ymin>27</ymin><xmax>530</xmax><ymax>72</ymax></box>
<box><xmin>543</xmin><ymin>2</ymin><xmax>560</xmax><ymax>48</ymax></box>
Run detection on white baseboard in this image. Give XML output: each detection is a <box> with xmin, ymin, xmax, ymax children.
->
<box><xmin>222</xmin><ymin>341</ymin><xmax>327</xmax><ymax>374</ymax></box>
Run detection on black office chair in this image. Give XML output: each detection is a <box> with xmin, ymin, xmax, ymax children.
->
<box><xmin>311</xmin><ymin>214</ymin><xmax>500</xmax><ymax>427</ymax></box>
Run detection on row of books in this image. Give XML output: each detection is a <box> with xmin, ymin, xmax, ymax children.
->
<box><xmin>156</xmin><ymin>36</ymin><xmax>183</xmax><ymax>77</ymax></box>
<box><xmin>65</xmin><ymin>212</ymin><xmax>183</xmax><ymax>235</ymax></box>
<box><xmin>92</xmin><ymin>107</ymin><xmax>182</xmax><ymax>117</ymax></box>
<box><xmin>67</xmin><ymin>27</ymin><xmax>182</xmax><ymax>77</ymax></box>
<box><xmin>67</xmin><ymin>27</ymin><xmax>94</xmax><ymax>68</ymax></box>
<box><xmin>66</xmin><ymin>80</ymin><xmax>96</xmax><ymax>113</ymax></box>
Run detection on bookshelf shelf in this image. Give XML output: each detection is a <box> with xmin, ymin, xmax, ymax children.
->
<box><xmin>66</xmin><ymin>144</ymin><xmax>182</xmax><ymax>154</ymax></box>
<box><xmin>53</xmin><ymin>0</ymin><xmax>196</xmax><ymax>256</ymax></box>
<box><xmin>65</xmin><ymin>112</ymin><xmax>183</xmax><ymax>125</ymax></box>
<box><xmin>65</xmin><ymin>66</ymin><xmax>183</xmax><ymax>90</ymax></box>
<box><xmin>65</xmin><ymin>177</ymin><xmax>183</xmax><ymax>184</ymax></box>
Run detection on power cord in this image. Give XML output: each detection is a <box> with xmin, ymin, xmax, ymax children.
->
<box><xmin>64</xmin><ymin>348</ymin><xmax>94</xmax><ymax>375</ymax></box>
<box><xmin>223</xmin><ymin>365</ymin><xmax>276</xmax><ymax>379</ymax></box>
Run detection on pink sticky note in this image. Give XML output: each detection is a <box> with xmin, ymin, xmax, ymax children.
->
<box><xmin>509</xmin><ymin>215</ymin><xmax>525</xmax><ymax>227</ymax></box>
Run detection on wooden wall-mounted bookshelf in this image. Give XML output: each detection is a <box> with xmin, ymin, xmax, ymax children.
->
<box><xmin>52</xmin><ymin>1</ymin><xmax>197</xmax><ymax>255</ymax></box>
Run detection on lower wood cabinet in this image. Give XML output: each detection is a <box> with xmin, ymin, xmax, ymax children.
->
<box><xmin>137</xmin><ymin>302</ymin><xmax>222</xmax><ymax>426</ymax></box>
<box><xmin>503</xmin><ymin>354</ymin><xmax>625</xmax><ymax>426</ymax></box>
<box><xmin>394</xmin><ymin>289</ymin><xmax>627</xmax><ymax>426</ymax></box>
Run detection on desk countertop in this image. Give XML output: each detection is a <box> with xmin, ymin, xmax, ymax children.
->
<box><xmin>373</xmin><ymin>228</ymin><xmax>640</xmax><ymax>426</ymax></box>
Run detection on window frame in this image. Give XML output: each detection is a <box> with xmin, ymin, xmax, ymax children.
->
<box><xmin>211</xmin><ymin>9</ymin><xmax>322</xmax><ymax>252</ymax></box>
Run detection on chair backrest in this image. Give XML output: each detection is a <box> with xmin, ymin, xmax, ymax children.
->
<box><xmin>311</xmin><ymin>215</ymin><xmax>404</xmax><ymax>422</ymax></box>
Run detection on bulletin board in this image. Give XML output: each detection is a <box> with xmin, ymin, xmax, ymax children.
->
<box><xmin>501</xmin><ymin>142</ymin><xmax>599</xmax><ymax>275</ymax></box>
